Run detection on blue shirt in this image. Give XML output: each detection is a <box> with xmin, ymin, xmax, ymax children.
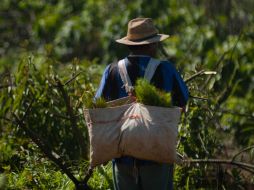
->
<box><xmin>95</xmin><ymin>55</ymin><xmax>189</xmax><ymax>106</ymax></box>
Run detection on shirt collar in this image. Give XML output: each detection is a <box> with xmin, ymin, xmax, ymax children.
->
<box><xmin>128</xmin><ymin>54</ymin><xmax>151</xmax><ymax>58</ymax></box>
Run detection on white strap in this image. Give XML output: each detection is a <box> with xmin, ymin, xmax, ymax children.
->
<box><xmin>144</xmin><ymin>58</ymin><xmax>161</xmax><ymax>82</ymax></box>
<box><xmin>118</xmin><ymin>58</ymin><xmax>161</xmax><ymax>93</ymax></box>
<box><xmin>118</xmin><ymin>59</ymin><xmax>134</xmax><ymax>93</ymax></box>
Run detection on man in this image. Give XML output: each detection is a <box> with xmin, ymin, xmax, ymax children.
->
<box><xmin>95</xmin><ymin>18</ymin><xmax>188</xmax><ymax>190</ymax></box>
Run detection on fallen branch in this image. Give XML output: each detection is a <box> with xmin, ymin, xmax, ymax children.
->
<box><xmin>232</xmin><ymin>145</ymin><xmax>254</xmax><ymax>161</ymax></box>
<box><xmin>237</xmin><ymin>165</ymin><xmax>254</xmax><ymax>174</ymax></box>
<box><xmin>181</xmin><ymin>159</ymin><xmax>254</xmax><ymax>174</ymax></box>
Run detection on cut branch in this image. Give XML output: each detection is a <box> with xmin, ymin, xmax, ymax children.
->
<box><xmin>185</xmin><ymin>70</ymin><xmax>205</xmax><ymax>83</ymax></box>
<box><xmin>189</xmin><ymin>95</ymin><xmax>209</xmax><ymax>101</ymax></box>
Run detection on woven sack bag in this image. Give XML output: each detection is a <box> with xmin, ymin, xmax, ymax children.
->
<box><xmin>84</xmin><ymin>58</ymin><xmax>181</xmax><ymax>167</ymax></box>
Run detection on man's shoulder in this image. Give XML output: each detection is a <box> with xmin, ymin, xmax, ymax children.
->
<box><xmin>106</xmin><ymin>61</ymin><xmax>119</xmax><ymax>77</ymax></box>
<box><xmin>108</xmin><ymin>61</ymin><xmax>118</xmax><ymax>67</ymax></box>
<box><xmin>157</xmin><ymin>59</ymin><xmax>176</xmax><ymax>71</ymax></box>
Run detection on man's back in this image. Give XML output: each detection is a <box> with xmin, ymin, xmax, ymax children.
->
<box><xmin>95</xmin><ymin>17</ymin><xmax>189</xmax><ymax>190</ymax></box>
<box><xmin>96</xmin><ymin>55</ymin><xmax>188</xmax><ymax>107</ymax></box>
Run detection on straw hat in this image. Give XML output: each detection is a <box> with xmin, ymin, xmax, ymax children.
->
<box><xmin>116</xmin><ymin>18</ymin><xmax>169</xmax><ymax>46</ymax></box>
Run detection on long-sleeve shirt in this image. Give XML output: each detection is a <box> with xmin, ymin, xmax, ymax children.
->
<box><xmin>95</xmin><ymin>55</ymin><xmax>189</xmax><ymax>107</ymax></box>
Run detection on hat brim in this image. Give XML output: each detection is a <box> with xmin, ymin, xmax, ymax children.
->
<box><xmin>116</xmin><ymin>34</ymin><xmax>169</xmax><ymax>45</ymax></box>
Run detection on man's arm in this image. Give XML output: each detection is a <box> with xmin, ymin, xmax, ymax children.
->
<box><xmin>95</xmin><ymin>65</ymin><xmax>111</xmax><ymax>99</ymax></box>
<box><xmin>172</xmin><ymin>69</ymin><xmax>189</xmax><ymax>107</ymax></box>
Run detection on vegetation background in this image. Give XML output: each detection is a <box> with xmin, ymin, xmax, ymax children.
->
<box><xmin>0</xmin><ymin>0</ymin><xmax>253</xmax><ymax>189</ymax></box>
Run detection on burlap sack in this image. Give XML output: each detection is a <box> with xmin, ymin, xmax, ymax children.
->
<box><xmin>84</xmin><ymin>102</ymin><xmax>181</xmax><ymax>168</ymax></box>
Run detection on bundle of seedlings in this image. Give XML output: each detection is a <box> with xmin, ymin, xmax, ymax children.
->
<box><xmin>135</xmin><ymin>78</ymin><xmax>172</xmax><ymax>107</ymax></box>
<box><xmin>83</xmin><ymin>94</ymin><xmax>107</xmax><ymax>109</ymax></box>
<box><xmin>84</xmin><ymin>78</ymin><xmax>172</xmax><ymax>109</ymax></box>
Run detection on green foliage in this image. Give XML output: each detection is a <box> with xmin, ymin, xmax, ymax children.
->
<box><xmin>135</xmin><ymin>79</ymin><xmax>172</xmax><ymax>107</ymax></box>
<box><xmin>88</xmin><ymin>164</ymin><xmax>113</xmax><ymax>190</ymax></box>
<box><xmin>93</xmin><ymin>98</ymin><xmax>107</xmax><ymax>109</ymax></box>
<box><xmin>0</xmin><ymin>54</ymin><xmax>106</xmax><ymax>189</ymax></box>
<box><xmin>0</xmin><ymin>0</ymin><xmax>254</xmax><ymax>189</ymax></box>
<box><xmin>0</xmin><ymin>173</ymin><xmax>7</xmax><ymax>190</ymax></box>
<box><xmin>7</xmin><ymin>154</ymin><xmax>74</xmax><ymax>190</ymax></box>
<box><xmin>84</xmin><ymin>95</ymin><xmax>107</xmax><ymax>109</ymax></box>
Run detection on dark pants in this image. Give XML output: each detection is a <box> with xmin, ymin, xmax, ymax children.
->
<box><xmin>113</xmin><ymin>161</ymin><xmax>174</xmax><ymax>190</ymax></box>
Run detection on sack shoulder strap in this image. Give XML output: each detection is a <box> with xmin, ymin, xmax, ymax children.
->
<box><xmin>118</xmin><ymin>58</ymin><xmax>134</xmax><ymax>93</ymax></box>
<box><xmin>118</xmin><ymin>58</ymin><xmax>161</xmax><ymax>93</ymax></box>
<box><xmin>144</xmin><ymin>58</ymin><xmax>161</xmax><ymax>82</ymax></box>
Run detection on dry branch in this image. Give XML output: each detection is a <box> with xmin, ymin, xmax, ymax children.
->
<box><xmin>55</xmin><ymin>78</ymin><xmax>87</xmax><ymax>158</ymax></box>
<box><xmin>11</xmin><ymin>100</ymin><xmax>83</xmax><ymax>188</ymax></box>
<box><xmin>189</xmin><ymin>95</ymin><xmax>209</xmax><ymax>101</ymax></box>
<box><xmin>181</xmin><ymin>159</ymin><xmax>254</xmax><ymax>174</ymax></box>
<box><xmin>232</xmin><ymin>145</ymin><xmax>254</xmax><ymax>161</ymax></box>
<box><xmin>0</xmin><ymin>84</ymin><xmax>13</xmax><ymax>89</ymax></box>
<box><xmin>64</xmin><ymin>71</ymin><xmax>83</xmax><ymax>86</ymax></box>
<box><xmin>184</xmin><ymin>70</ymin><xmax>205</xmax><ymax>83</ymax></box>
